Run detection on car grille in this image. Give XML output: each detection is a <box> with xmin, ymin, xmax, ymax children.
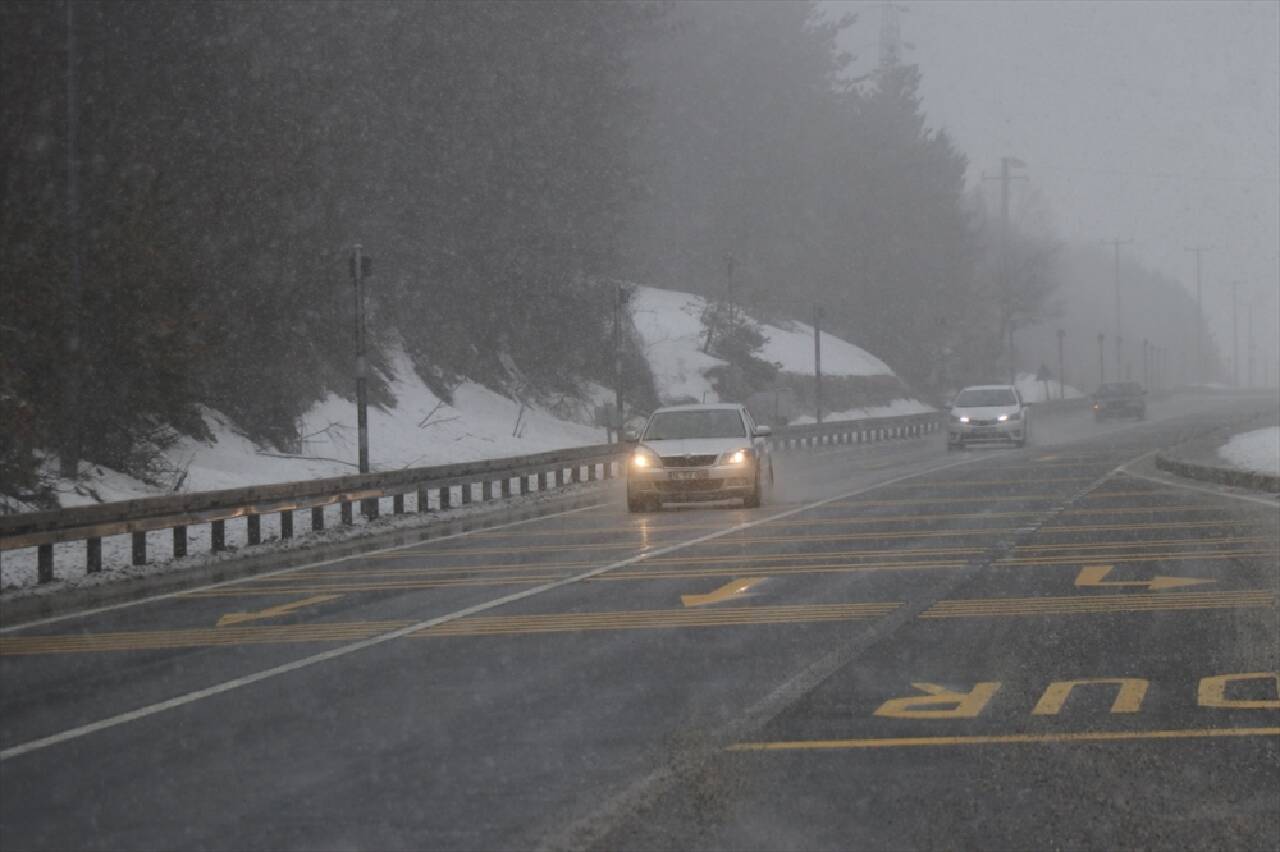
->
<box><xmin>967</xmin><ymin>419</ymin><xmax>996</xmax><ymax>427</ymax></box>
<box><xmin>656</xmin><ymin>478</ymin><xmax>724</xmax><ymax>492</ymax></box>
<box><xmin>660</xmin><ymin>454</ymin><xmax>718</xmax><ymax>468</ymax></box>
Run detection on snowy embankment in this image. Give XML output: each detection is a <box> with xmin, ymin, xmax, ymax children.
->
<box><xmin>1014</xmin><ymin>372</ymin><xmax>1085</xmax><ymax>403</ymax></box>
<box><xmin>1217</xmin><ymin>427</ymin><xmax>1280</xmax><ymax>476</ymax></box>
<box><xmin>628</xmin><ymin>287</ymin><xmax>923</xmax><ymax>415</ymax></box>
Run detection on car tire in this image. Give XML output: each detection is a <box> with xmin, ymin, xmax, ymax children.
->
<box><xmin>627</xmin><ymin>493</ymin><xmax>649</xmax><ymax>513</ymax></box>
<box><xmin>743</xmin><ymin>473</ymin><xmax>762</xmax><ymax>509</ymax></box>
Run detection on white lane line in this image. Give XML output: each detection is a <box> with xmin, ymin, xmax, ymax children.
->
<box><xmin>0</xmin><ymin>502</ymin><xmax>609</xmax><ymax>635</ymax></box>
<box><xmin>0</xmin><ymin>455</ymin><xmax>982</xmax><ymax>762</ymax></box>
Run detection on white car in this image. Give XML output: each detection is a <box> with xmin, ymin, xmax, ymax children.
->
<box><xmin>946</xmin><ymin>384</ymin><xmax>1031</xmax><ymax>450</ymax></box>
<box><xmin>625</xmin><ymin>403</ymin><xmax>773</xmax><ymax>512</ymax></box>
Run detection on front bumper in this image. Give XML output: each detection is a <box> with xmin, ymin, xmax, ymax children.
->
<box><xmin>948</xmin><ymin>420</ymin><xmax>1024</xmax><ymax>445</ymax></box>
<box><xmin>628</xmin><ymin>463</ymin><xmax>756</xmax><ymax>502</ymax></box>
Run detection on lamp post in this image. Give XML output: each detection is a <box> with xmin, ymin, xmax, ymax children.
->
<box><xmin>1056</xmin><ymin>329</ymin><xmax>1066</xmax><ymax>400</ymax></box>
<box><xmin>1097</xmin><ymin>332</ymin><xmax>1106</xmax><ymax>388</ymax></box>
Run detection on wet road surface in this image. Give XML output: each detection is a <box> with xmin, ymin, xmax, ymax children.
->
<box><xmin>1</xmin><ymin>394</ymin><xmax>1277</xmax><ymax>850</ymax></box>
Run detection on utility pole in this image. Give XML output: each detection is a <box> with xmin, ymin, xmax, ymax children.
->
<box><xmin>813</xmin><ymin>305</ymin><xmax>823</xmax><ymax>424</ymax></box>
<box><xmin>985</xmin><ymin>157</ymin><xmax>1027</xmax><ymax>384</ymax></box>
<box><xmin>1142</xmin><ymin>338</ymin><xmax>1150</xmax><ymax>388</ymax></box>
<box><xmin>1056</xmin><ymin>329</ymin><xmax>1066</xmax><ymax>400</ymax></box>
<box><xmin>1229</xmin><ymin>281</ymin><xmax>1241</xmax><ymax>387</ymax></box>
<box><xmin>725</xmin><ymin>253</ymin><xmax>736</xmax><ymax>323</ymax></box>
<box><xmin>350</xmin><ymin>245</ymin><xmax>371</xmax><ymax>476</ymax></box>
<box><xmin>1097</xmin><ymin>332</ymin><xmax>1106</xmax><ymax>388</ymax></box>
<box><xmin>614</xmin><ymin>284</ymin><xmax>625</xmax><ymax>441</ymax></box>
<box><xmin>1246</xmin><ymin>297</ymin><xmax>1254</xmax><ymax>388</ymax></box>
<box><xmin>1102</xmin><ymin>238</ymin><xmax>1132</xmax><ymax>382</ymax></box>
<box><xmin>60</xmin><ymin>0</ymin><xmax>83</xmax><ymax>479</ymax></box>
<box><xmin>1185</xmin><ymin>246</ymin><xmax>1210</xmax><ymax>385</ymax></box>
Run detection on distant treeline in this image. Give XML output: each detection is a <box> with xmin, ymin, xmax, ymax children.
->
<box><xmin>0</xmin><ymin>1</ymin><xmax>1126</xmax><ymax>493</ymax></box>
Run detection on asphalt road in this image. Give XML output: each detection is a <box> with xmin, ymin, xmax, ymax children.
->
<box><xmin>1</xmin><ymin>394</ymin><xmax>1277</xmax><ymax>851</ymax></box>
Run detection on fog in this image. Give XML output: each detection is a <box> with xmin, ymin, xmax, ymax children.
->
<box><xmin>835</xmin><ymin>0</ymin><xmax>1280</xmax><ymax>383</ymax></box>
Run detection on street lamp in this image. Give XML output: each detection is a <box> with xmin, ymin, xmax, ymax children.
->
<box><xmin>1056</xmin><ymin>329</ymin><xmax>1066</xmax><ymax>401</ymax></box>
<box><xmin>1097</xmin><ymin>332</ymin><xmax>1106</xmax><ymax>388</ymax></box>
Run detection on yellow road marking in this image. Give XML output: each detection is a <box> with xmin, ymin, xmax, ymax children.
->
<box><xmin>216</xmin><ymin>594</ymin><xmax>340</xmax><ymax>627</ymax></box>
<box><xmin>727</xmin><ymin>727</ymin><xmax>1280</xmax><ymax>752</ymax></box>
<box><xmin>1074</xmin><ymin>564</ymin><xmax>1213</xmax><ymax>592</ymax></box>
<box><xmin>175</xmin><ymin>549</ymin><xmax>1276</xmax><ymax>597</ymax></box>
<box><xmin>416</xmin><ymin>602</ymin><xmax>899</xmax><ymax>637</ymax></box>
<box><xmin>920</xmin><ymin>590</ymin><xmax>1274</xmax><ymax>619</ymax></box>
<box><xmin>0</xmin><ymin>621</ymin><xmax>412</xmax><ymax>655</ymax></box>
<box><xmin>681</xmin><ymin>577</ymin><xmax>767</xmax><ymax>607</ymax></box>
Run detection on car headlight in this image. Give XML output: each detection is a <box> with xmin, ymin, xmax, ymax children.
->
<box><xmin>957</xmin><ymin>415</ymin><xmax>970</xmax><ymax>424</ymax></box>
<box><xmin>632</xmin><ymin>448</ymin><xmax>658</xmax><ymax>469</ymax></box>
<box><xmin>723</xmin><ymin>448</ymin><xmax>752</xmax><ymax>465</ymax></box>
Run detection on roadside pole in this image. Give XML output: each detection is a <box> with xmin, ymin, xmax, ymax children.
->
<box><xmin>1097</xmin><ymin>333</ymin><xmax>1105</xmax><ymax>388</ymax></box>
<box><xmin>1056</xmin><ymin>329</ymin><xmax>1065</xmax><ymax>401</ymax></box>
<box><xmin>813</xmin><ymin>305</ymin><xmax>823</xmax><ymax>425</ymax></box>
<box><xmin>351</xmin><ymin>245</ymin><xmax>374</xmax><ymax>517</ymax></box>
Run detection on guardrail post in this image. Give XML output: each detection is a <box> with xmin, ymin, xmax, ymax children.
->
<box><xmin>173</xmin><ymin>526</ymin><xmax>187</xmax><ymax>559</ymax></box>
<box><xmin>212</xmin><ymin>520</ymin><xmax>226</xmax><ymax>551</ymax></box>
<box><xmin>280</xmin><ymin>511</ymin><xmax>293</xmax><ymax>539</ymax></box>
<box><xmin>247</xmin><ymin>514</ymin><xmax>261</xmax><ymax>546</ymax></box>
<box><xmin>87</xmin><ymin>537</ymin><xmax>102</xmax><ymax>572</ymax></box>
<box><xmin>341</xmin><ymin>501</ymin><xmax>354</xmax><ymax>525</ymax></box>
<box><xmin>462</xmin><ymin>483</ymin><xmax>472</xmax><ymax>505</ymax></box>
<box><xmin>438</xmin><ymin>487</ymin><xmax>451</xmax><ymax>510</ymax></box>
<box><xmin>37</xmin><ymin>544</ymin><xmax>53</xmax><ymax>583</ymax></box>
<box><xmin>482</xmin><ymin>480</ymin><xmax>493</xmax><ymax>501</ymax></box>
<box><xmin>312</xmin><ymin>507</ymin><xmax>325</xmax><ymax>531</ymax></box>
<box><xmin>132</xmin><ymin>531</ymin><xmax>147</xmax><ymax>565</ymax></box>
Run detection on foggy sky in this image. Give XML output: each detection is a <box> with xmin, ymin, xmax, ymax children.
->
<box><xmin>833</xmin><ymin>0</ymin><xmax>1280</xmax><ymax>369</ymax></box>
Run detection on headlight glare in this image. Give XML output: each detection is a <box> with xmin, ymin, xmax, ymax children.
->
<box><xmin>997</xmin><ymin>414</ymin><xmax>1008</xmax><ymax>422</ymax></box>
<box><xmin>958</xmin><ymin>415</ymin><xmax>970</xmax><ymax>423</ymax></box>
<box><xmin>632</xmin><ymin>450</ymin><xmax>653</xmax><ymax>469</ymax></box>
<box><xmin>726</xmin><ymin>449</ymin><xmax>749</xmax><ymax>465</ymax></box>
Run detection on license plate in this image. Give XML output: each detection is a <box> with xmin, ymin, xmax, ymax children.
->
<box><xmin>671</xmin><ymin>470</ymin><xmax>708</xmax><ymax>481</ymax></box>
<box><xmin>974</xmin><ymin>427</ymin><xmax>998</xmax><ymax>435</ymax></box>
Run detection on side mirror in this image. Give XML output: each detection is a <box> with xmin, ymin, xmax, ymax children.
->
<box><xmin>623</xmin><ymin>429</ymin><xmax>639</xmax><ymax>443</ymax></box>
<box><xmin>753</xmin><ymin>425</ymin><xmax>772</xmax><ymax>438</ymax></box>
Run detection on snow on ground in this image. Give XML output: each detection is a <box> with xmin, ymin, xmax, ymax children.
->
<box><xmin>1014</xmin><ymin>372</ymin><xmax>1085</xmax><ymax>403</ymax></box>
<box><xmin>789</xmin><ymin>398</ymin><xmax>935</xmax><ymax>426</ymax></box>
<box><xmin>1217</xmin><ymin>426</ymin><xmax>1280</xmax><ymax>475</ymax></box>
<box><xmin>629</xmin><ymin>286</ymin><xmax>895</xmax><ymax>405</ymax></box>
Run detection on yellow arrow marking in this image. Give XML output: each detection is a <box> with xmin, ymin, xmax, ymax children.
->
<box><xmin>681</xmin><ymin>577</ymin><xmax>766</xmax><ymax>607</ymax></box>
<box><xmin>1074</xmin><ymin>564</ymin><xmax>1213</xmax><ymax>592</ymax></box>
<box><xmin>217</xmin><ymin>594</ymin><xmax>340</xmax><ymax>627</ymax></box>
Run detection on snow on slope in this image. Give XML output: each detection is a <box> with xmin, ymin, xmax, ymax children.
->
<box><xmin>1014</xmin><ymin>372</ymin><xmax>1085</xmax><ymax>403</ymax></box>
<box><xmin>629</xmin><ymin>286</ymin><xmax>895</xmax><ymax>405</ymax></box>
<box><xmin>33</xmin><ymin>345</ymin><xmax>609</xmax><ymax>510</ymax></box>
<box><xmin>1218</xmin><ymin>426</ymin><xmax>1280</xmax><ymax>475</ymax></box>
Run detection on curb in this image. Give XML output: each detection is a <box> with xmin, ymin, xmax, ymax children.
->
<box><xmin>1153</xmin><ymin>453</ymin><xmax>1280</xmax><ymax>494</ymax></box>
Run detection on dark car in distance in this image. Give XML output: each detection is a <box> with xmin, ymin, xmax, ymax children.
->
<box><xmin>1092</xmin><ymin>381</ymin><xmax>1147</xmax><ymax>421</ymax></box>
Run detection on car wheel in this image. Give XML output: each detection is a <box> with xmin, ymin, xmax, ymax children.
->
<box><xmin>743</xmin><ymin>473</ymin><xmax>762</xmax><ymax>509</ymax></box>
<box><xmin>627</xmin><ymin>493</ymin><xmax>648</xmax><ymax>513</ymax></box>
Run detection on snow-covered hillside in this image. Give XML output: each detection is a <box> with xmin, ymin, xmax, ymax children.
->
<box><xmin>629</xmin><ymin>286</ymin><xmax>898</xmax><ymax>404</ymax></box>
<box><xmin>17</xmin><ymin>285</ymin><xmax>922</xmax><ymax>511</ymax></box>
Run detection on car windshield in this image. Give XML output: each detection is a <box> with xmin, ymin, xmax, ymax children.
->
<box><xmin>643</xmin><ymin>410</ymin><xmax>746</xmax><ymax>440</ymax></box>
<box><xmin>954</xmin><ymin>388</ymin><xmax>1018</xmax><ymax>407</ymax></box>
<box><xmin>1096</xmin><ymin>383</ymin><xmax>1141</xmax><ymax>397</ymax></box>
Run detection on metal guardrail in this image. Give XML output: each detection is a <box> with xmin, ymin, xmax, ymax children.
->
<box><xmin>0</xmin><ymin>411</ymin><xmax>942</xmax><ymax>585</ymax></box>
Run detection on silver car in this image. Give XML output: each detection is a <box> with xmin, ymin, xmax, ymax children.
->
<box><xmin>625</xmin><ymin>404</ymin><xmax>773</xmax><ymax>512</ymax></box>
<box><xmin>946</xmin><ymin>384</ymin><xmax>1031</xmax><ymax>450</ymax></box>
